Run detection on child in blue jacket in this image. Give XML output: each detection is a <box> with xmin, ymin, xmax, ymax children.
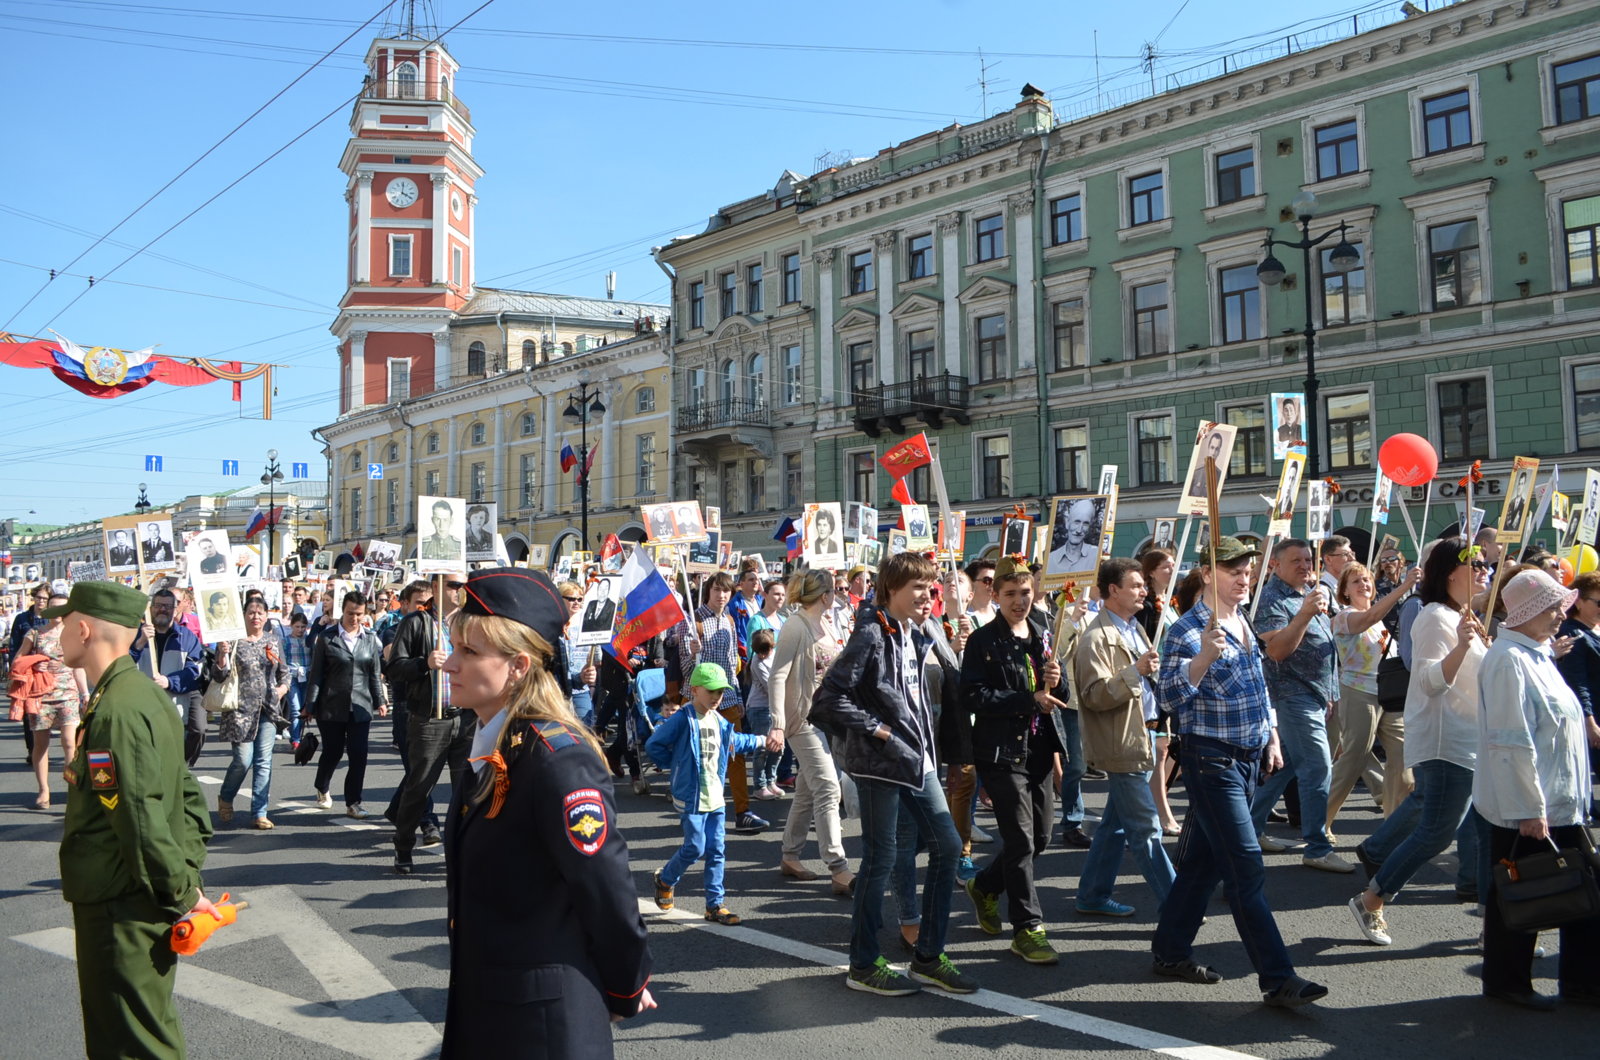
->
<box><xmin>647</xmin><ymin>662</ymin><xmax>765</xmax><ymax>925</ymax></box>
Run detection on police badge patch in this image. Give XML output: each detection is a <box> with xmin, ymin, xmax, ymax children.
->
<box><xmin>87</xmin><ymin>750</ymin><xmax>118</xmax><ymax>790</ymax></box>
<box><xmin>563</xmin><ymin>788</ymin><xmax>608</xmax><ymax>855</ymax></box>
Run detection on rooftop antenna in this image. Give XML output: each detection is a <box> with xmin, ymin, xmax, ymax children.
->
<box><xmin>1094</xmin><ymin>30</ymin><xmax>1102</xmax><ymax>111</ymax></box>
<box><xmin>384</xmin><ymin>0</ymin><xmax>438</xmax><ymax>40</ymax></box>
<box><xmin>970</xmin><ymin>48</ymin><xmax>1006</xmax><ymax>118</ymax></box>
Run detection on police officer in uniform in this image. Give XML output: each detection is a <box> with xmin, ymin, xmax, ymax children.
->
<box><xmin>53</xmin><ymin>581</ymin><xmax>214</xmax><ymax>1059</ymax></box>
<box><xmin>441</xmin><ymin>567</ymin><xmax>655</xmax><ymax>1059</ymax></box>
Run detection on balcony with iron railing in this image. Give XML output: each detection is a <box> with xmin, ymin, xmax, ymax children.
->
<box><xmin>852</xmin><ymin>372</ymin><xmax>971</xmax><ymax>436</ymax></box>
<box><xmin>680</xmin><ymin>398</ymin><xmax>772</xmax><ymax>433</ymax></box>
<box><xmin>361</xmin><ymin>79</ymin><xmax>471</xmax><ymax>123</ymax></box>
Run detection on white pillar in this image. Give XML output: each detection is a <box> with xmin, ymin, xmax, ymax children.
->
<box><xmin>938</xmin><ymin>212</ymin><xmax>962</xmax><ymax>376</ymax></box>
<box><xmin>492</xmin><ymin>404</ymin><xmax>507</xmax><ymax>525</ymax></box>
<box><xmin>355</xmin><ymin>172</ymin><xmax>373</xmax><ymax>283</ymax></box>
<box><xmin>432</xmin><ymin>331</ymin><xmax>452</xmax><ymax>391</ymax></box>
<box><xmin>542</xmin><ymin>392</ymin><xmax>559</xmax><ymax>512</ymax></box>
<box><xmin>875</xmin><ymin>231</ymin><xmax>897</xmax><ymax>384</ymax></box>
<box><xmin>600</xmin><ymin>383</ymin><xmax>618</xmax><ymax>508</ymax></box>
<box><xmin>1008</xmin><ymin>193</ymin><xmax>1037</xmax><ymax>372</ymax></box>
<box><xmin>445</xmin><ymin>413</ymin><xmax>458</xmax><ymax>497</ymax></box>
<box><xmin>813</xmin><ymin>249</ymin><xmax>836</xmax><ymax>405</ymax></box>
<box><xmin>431</xmin><ymin>174</ymin><xmax>449</xmax><ymax>285</ymax></box>
<box><xmin>349</xmin><ymin>331</ymin><xmax>367</xmax><ymax>410</ymax></box>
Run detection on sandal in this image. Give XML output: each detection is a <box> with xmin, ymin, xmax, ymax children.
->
<box><xmin>704</xmin><ymin>906</ymin><xmax>742</xmax><ymax>925</ymax></box>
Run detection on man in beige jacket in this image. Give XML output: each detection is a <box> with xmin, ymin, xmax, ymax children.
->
<box><xmin>1072</xmin><ymin>558</ymin><xmax>1176</xmax><ymax>916</ymax></box>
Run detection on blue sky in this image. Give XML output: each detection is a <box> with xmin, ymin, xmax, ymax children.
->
<box><xmin>0</xmin><ymin>0</ymin><xmax>1398</xmax><ymax>525</ymax></box>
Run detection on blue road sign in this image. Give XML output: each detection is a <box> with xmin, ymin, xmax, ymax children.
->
<box><xmin>368</xmin><ymin>463</ymin><xmax>384</xmax><ymax>480</ymax></box>
<box><xmin>222</xmin><ymin>460</ymin><xmax>239</xmax><ymax>476</ymax></box>
<box><xmin>144</xmin><ymin>455</ymin><xmax>162</xmax><ymax>472</ymax></box>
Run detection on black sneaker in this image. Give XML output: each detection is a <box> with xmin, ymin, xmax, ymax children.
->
<box><xmin>1152</xmin><ymin>958</ymin><xmax>1223</xmax><ymax>984</ymax></box>
<box><xmin>393</xmin><ymin>853</ymin><xmax>413</xmax><ymax>876</ymax></box>
<box><xmin>846</xmin><ymin>956</ymin><xmax>921</xmax><ymax>996</ymax></box>
<box><xmin>1262</xmin><ymin>975</ymin><xmax>1328</xmax><ymax>1008</ymax></box>
<box><xmin>907</xmin><ymin>952</ymin><xmax>980</xmax><ymax>994</ymax></box>
<box><xmin>419</xmin><ymin>825</ymin><xmax>442</xmax><ymax>848</ymax></box>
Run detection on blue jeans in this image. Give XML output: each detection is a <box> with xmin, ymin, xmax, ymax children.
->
<box><xmin>746</xmin><ymin>705</ymin><xmax>777</xmax><ymax>788</ymax></box>
<box><xmin>1153</xmin><ymin>735</ymin><xmax>1297</xmax><ymax>990</ymax></box>
<box><xmin>892</xmin><ymin>800</ymin><xmax>924</xmax><ymax>926</ymax></box>
<box><xmin>1078</xmin><ymin>769</ymin><xmax>1176</xmax><ymax>908</ymax></box>
<box><xmin>1058</xmin><ymin>709</ymin><xmax>1085</xmax><ymax>828</ymax></box>
<box><xmin>220</xmin><ymin>720</ymin><xmax>276</xmax><ymax>818</ymax></box>
<box><xmin>661</xmin><ymin>808</ymin><xmax>727</xmax><ymax>909</ymax></box>
<box><xmin>1364</xmin><ymin>758</ymin><xmax>1476</xmax><ymax>900</ymax></box>
<box><xmin>572</xmin><ymin>689</ymin><xmax>595</xmax><ymax>729</ymax></box>
<box><xmin>284</xmin><ymin>681</ymin><xmax>306</xmax><ymax>744</ymax></box>
<box><xmin>1248</xmin><ymin>692</ymin><xmax>1333</xmax><ymax>859</ymax></box>
<box><xmin>851</xmin><ymin>772</ymin><xmax>960</xmax><ymax>969</ymax></box>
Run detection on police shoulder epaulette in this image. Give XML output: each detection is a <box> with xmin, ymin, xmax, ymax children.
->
<box><xmin>532</xmin><ymin>719</ymin><xmax>582</xmax><ymax>751</ymax></box>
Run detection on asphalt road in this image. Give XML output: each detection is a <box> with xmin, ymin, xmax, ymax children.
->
<box><xmin>1</xmin><ymin>719</ymin><xmax>1592</xmax><ymax>1059</ymax></box>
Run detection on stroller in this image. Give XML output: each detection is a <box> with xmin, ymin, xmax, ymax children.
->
<box><xmin>629</xmin><ymin>666</ymin><xmax>667</xmax><ymax>775</ymax></box>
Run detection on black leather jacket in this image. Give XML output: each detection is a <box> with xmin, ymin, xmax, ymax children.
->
<box><xmin>307</xmin><ymin>626</ymin><xmax>384</xmax><ymax>723</ymax></box>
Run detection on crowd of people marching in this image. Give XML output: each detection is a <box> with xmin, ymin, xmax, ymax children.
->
<box><xmin>6</xmin><ymin>521</ymin><xmax>1599</xmax><ymax>1055</ymax></box>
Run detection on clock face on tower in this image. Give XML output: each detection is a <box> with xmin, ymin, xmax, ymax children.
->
<box><xmin>385</xmin><ymin>177</ymin><xmax>419</xmax><ymax>209</ymax></box>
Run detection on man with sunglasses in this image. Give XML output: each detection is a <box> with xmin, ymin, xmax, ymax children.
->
<box><xmin>964</xmin><ymin>560</ymin><xmax>998</xmax><ymax>628</ymax></box>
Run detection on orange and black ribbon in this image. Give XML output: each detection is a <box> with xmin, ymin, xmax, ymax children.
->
<box><xmin>469</xmin><ymin>750</ymin><xmax>511</xmax><ymax>818</ymax></box>
<box><xmin>1457</xmin><ymin>460</ymin><xmax>1484</xmax><ymax>489</ymax></box>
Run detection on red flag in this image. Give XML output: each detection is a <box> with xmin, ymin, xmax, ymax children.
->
<box><xmin>879</xmin><ymin>432</ymin><xmax>933</xmax><ymax>480</ymax></box>
<box><xmin>600</xmin><ymin>533</ymin><xmax>623</xmax><ymax>562</ymax></box>
<box><xmin>581</xmin><ymin>440</ymin><xmax>600</xmax><ymax>482</ymax></box>
<box><xmin>891</xmin><ymin>478</ymin><xmax>914</xmax><ymax>505</ymax></box>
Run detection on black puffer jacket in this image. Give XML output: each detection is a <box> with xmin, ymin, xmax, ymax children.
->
<box><xmin>960</xmin><ymin>613</ymin><xmax>1068</xmax><ymax>768</ymax></box>
<box><xmin>810</xmin><ymin>605</ymin><xmax>938</xmax><ymax>789</ymax></box>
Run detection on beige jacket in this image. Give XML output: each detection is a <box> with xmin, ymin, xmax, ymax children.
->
<box><xmin>768</xmin><ymin>612</ymin><xmax>836</xmax><ymax>735</ymax></box>
<box><xmin>1073</xmin><ymin>610</ymin><xmax>1156</xmax><ymax>773</ymax></box>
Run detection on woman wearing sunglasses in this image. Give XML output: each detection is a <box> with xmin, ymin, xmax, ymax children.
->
<box><xmin>1348</xmin><ymin>538</ymin><xmax>1491</xmax><ymax>946</ymax></box>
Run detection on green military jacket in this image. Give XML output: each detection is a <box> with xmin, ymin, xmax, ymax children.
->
<box><xmin>60</xmin><ymin>655</ymin><xmax>212</xmax><ymax>918</ymax></box>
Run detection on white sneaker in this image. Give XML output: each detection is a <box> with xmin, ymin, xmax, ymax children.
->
<box><xmin>346</xmin><ymin>803</ymin><xmax>370</xmax><ymax>819</ymax></box>
<box><xmin>1258</xmin><ymin>833</ymin><xmax>1290</xmax><ymax>853</ymax></box>
<box><xmin>315</xmin><ymin>791</ymin><xmax>333</xmax><ymax>809</ymax></box>
<box><xmin>1303</xmin><ymin>852</ymin><xmax>1355</xmax><ymax>874</ymax></box>
<box><xmin>1348</xmin><ymin>895</ymin><xmax>1392</xmax><ymax>945</ymax></box>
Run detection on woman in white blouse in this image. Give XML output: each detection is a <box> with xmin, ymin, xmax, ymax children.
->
<box><xmin>1474</xmin><ymin>569</ymin><xmax>1599</xmax><ymax>1010</ymax></box>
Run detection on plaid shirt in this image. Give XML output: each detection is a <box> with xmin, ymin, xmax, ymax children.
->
<box><xmin>283</xmin><ymin>632</ymin><xmax>310</xmax><ymax>683</ymax></box>
<box><xmin>674</xmin><ymin>606</ymin><xmax>742</xmax><ymax>700</ymax></box>
<box><xmin>1157</xmin><ymin>600</ymin><xmax>1276</xmax><ymax>750</ymax></box>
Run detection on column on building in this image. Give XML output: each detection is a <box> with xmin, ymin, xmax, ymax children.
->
<box><xmin>542</xmin><ymin>391</ymin><xmax>559</xmax><ymax>512</ymax></box>
<box><xmin>433</xmin><ymin>331</ymin><xmax>453</xmax><ymax>391</ymax></box>
<box><xmin>354</xmin><ymin>173</ymin><xmax>374</xmax><ymax>282</ymax></box>
<box><xmin>1007</xmin><ymin>192</ymin><xmax>1037</xmax><ymax>372</ymax></box>
<box><xmin>937</xmin><ymin>212</ymin><xmax>962</xmax><ymax>375</ymax></box>
<box><xmin>600</xmin><ymin>381</ymin><xmax>618</xmax><ymax>509</ymax></box>
<box><xmin>431</xmin><ymin>173</ymin><xmax>449</xmax><ymax>284</ymax></box>
<box><xmin>492</xmin><ymin>404</ymin><xmax>507</xmax><ymax>524</ymax></box>
<box><xmin>813</xmin><ymin>249</ymin><xmax>836</xmax><ymax>406</ymax></box>
<box><xmin>349</xmin><ymin>331</ymin><xmax>367</xmax><ymax>411</ymax></box>
<box><xmin>445</xmin><ymin>413</ymin><xmax>458</xmax><ymax>496</ymax></box>
<box><xmin>874</xmin><ymin>230</ymin><xmax>897</xmax><ymax>385</ymax></box>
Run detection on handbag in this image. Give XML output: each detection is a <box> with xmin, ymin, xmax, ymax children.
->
<box><xmin>1492</xmin><ymin>832</ymin><xmax>1600</xmax><ymax>933</ymax></box>
<box><xmin>201</xmin><ymin>664</ymin><xmax>240</xmax><ymax>716</ymax></box>
<box><xmin>1375</xmin><ymin>633</ymin><xmax>1408</xmax><ymax>712</ymax></box>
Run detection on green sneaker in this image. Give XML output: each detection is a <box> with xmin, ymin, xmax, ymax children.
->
<box><xmin>846</xmin><ymin>956</ymin><xmax>921</xmax><ymax>996</ymax></box>
<box><xmin>908</xmin><ymin>952</ymin><xmax>980</xmax><ymax>994</ymax></box>
<box><xmin>965</xmin><ymin>878</ymin><xmax>1002</xmax><ymax>935</ymax></box>
<box><xmin>1011</xmin><ymin>928</ymin><xmax>1059</xmax><ymax>965</ymax></box>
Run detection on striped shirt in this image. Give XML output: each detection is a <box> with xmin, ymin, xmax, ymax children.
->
<box><xmin>1157</xmin><ymin>601</ymin><xmax>1275</xmax><ymax>750</ymax></box>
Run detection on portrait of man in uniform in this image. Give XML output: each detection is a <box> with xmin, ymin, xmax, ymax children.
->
<box><xmin>141</xmin><ymin>521</ymin><xmax>174</xmax><ymax>565</ymax></box>
<box><xmin>420</xmin><ymin>499</ymin><xmax>464</xmax><ymax>562</ymax></box>
<box><xmin>106</xmin><ymin>530</ymin><xmax>138</xmax><ymax>571</ymax></box>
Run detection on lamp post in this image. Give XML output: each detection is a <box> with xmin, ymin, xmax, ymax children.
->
<box><xmin>563</xmin><ymin>371</ymin><xmax>607</xmax><ymax>551</ymax></box>
<box><xmin>1256</xmin><ymin>191</ymin><xmax>1361</xmax><ymax>479</ymax></box>
<box><xmin>134</xmin><ymin>482</ymin><xmax>152</xmax><ymax>517</ymax></box>
<box><xmin>261</xmin><ymin>449</ymin><xmax>284</xmax><ymax>567</ymax></box>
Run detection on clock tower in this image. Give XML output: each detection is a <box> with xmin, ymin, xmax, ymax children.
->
<box><xmin>332</xmin><ymin>31</ymin><xmax>483</xmax><ymax>412</ymax></box>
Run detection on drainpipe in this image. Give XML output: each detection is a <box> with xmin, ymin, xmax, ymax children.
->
<box><xmin>1031</xmin><ymin>128</ymin><xmax>1053</xmax><ymax>518</ymax></box>
<box><xmin>652</xmin><ymin>247</ymin><xmax>679</xmax><ymax>500</ymax></box>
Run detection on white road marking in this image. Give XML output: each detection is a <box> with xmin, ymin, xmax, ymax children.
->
<box><xmin>639</xmin><ymin>900</ymin><xmax>1263</xmax><ymax>1060</ymax></box>
<box><xmin>194</xmin><ymin>776</ymin><xmax>221</xmax><ymax>785</ymax></box>
<box><xmin>14</xmin><ymin>885</ymin><xmax>439</xmax><ymax>1060</ymax></box>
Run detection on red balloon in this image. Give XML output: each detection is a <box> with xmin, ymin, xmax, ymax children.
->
<box><xmin>1560</xmin><ymin>558</ymin><xmax>1576</xmax><ymax>587</ymax></box>
<box><xmin>1378</xmin><ymin>433</ymin><xmax>1438</xmax><ymax>487</ymax></box>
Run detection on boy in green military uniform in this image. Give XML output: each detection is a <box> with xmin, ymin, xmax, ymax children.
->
<box><xmin>52</xmin><ymin>581</ymin><xmax>215</xmax><ymax>1059</ymax></box>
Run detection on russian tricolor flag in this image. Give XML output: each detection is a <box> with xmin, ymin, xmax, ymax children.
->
<box><xmin>560</xmin><ymin>443</ymin><xmax>577</xmax><ymax>472</ymax></box>
<box><xmin>611</xmin><ymin>548</ymin><xmax>686</xmax><ymax>658</ymax></box>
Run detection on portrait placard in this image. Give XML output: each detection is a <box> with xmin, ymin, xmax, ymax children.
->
<box><xmin>417</xmin><ymin>496</ymin><xmax>468</xmax><ymax>575</ymax></box>
<box><xmin>137</xmin><ymin>519</ymin><xmax>176</xmax><ymax>571</ymax></box>
<box><xmin>196</xmin><ymin>583</ymin><xmax>246</xmax><ymax>643</ymax></box>
<box><xmin>902</xmin><ymin>504</ymin><xmax>934</xmax><ymax>550</ymax></box>
<box><xmin>687</xmin><ymin>530</ymin><xmax>721</xmax><ymax>574</ymax></box>
<box><xmin>1267</xmin><ymin>452</ymin><xmax>1307</xmax><ymax>538</ymax></box>
<box><xmin>1044</xmin><ymin>495</ymin><xmax>1109</xmax><ymax>583</ymax></box>
<box><xmin>529</xmin><ymin>543</ymin><xmax>549</xmax><ymax>567</ymax></box>
<box><xmin>1177</xmin><ymin>422</ymin><xmax>1239</xmax><ymax>518</ymax></box>
<box><xmin>1271</xmin><ymin>392</ymin><xmax>1306</xmax><ymax>460</ymax></box>
<box><xmin>1580</xmin><ymin>471</ymin><xmax>1600</xmax><ymax>547</ymax></box>
<box><xmin>641</xmin><ymin>500</ymin><xmax>708</xmax><ymax>544</ymax></box>
<box><xmin>938</xmin><ymin>510</ymin><xmax>966</xmax><ymax>557</ymax></box>
<box><xmin>1150</xmin><ymin>519</ymin><xmax>1176</xmax><ymax>554</ymax></box>
<box><xmin>101</xmin><ymin>514</ymin><xmax>145</xmax><ymax>574</ymax></box>
<box><xmin>571</xmin><ymin>575</ymin><xmax>623</xmax><ymax>648</ymax></box>
<box><xmin>803</xmin><ymin>502</ymin><xmax>846</xmax><ymax>569</ymax></box>
<box><xmin>464</xmin><ymin>503</ymin><xmax>498</xmax><ymax>563</ymax></box>
<box><xmin>886</xmin><ymin>530</ymin><xmax>908</xmax><ymax>557</ymax></box>
<box><xmin>1306</xmin><ymin>480</ymin><xmax>1333</xmax><ymax>541</ymax></box>
<box><xmin>1000</xmin><ymin>516</ymin><xmax>1031</xmax><ymax>558</ymax></box>
<box><xmin>365</xmin><ymin>539</ymin><xmax>401</xmax><ymax>570</ymax></box>
<box><xmin>1496</xmin><ymin>456</ymin><xmax>1540</xmax><ymax>546</ymax></box>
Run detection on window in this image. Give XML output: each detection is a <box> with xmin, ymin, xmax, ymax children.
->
<box><xmin>974</xmin><ymin>314</ymin><xmax>1007</xmax><ymax>382</ymax></box>
<box><xmin>1314</xmin><ymin>119</ymin><xmax>1360</xmax><ymax>180</ymax></box>
<box><xmin>349</xmin><ymin>450</ymin><xmax>363</xmax><ymax>473</ymax></box>
<box><xmin>1224</xmin><ymin>403</ymin><xmax>1268</xmax><ymax>477</ymax></box>
<box><xmin>1565</xmin><ymin>195</ymin><xmax>1600</xmax><ymax>288</ymax></box>
<box><xmin>848</xmin><ymin>342</ymin><xmax>875</xmax><ymax>399</ymax></box>
<box><xmin>467</xmin><ymin>341</ymin><xmax>486</xmax><ymax>376</ymax></box>
<box><xmin>388</xmin><ymin>443</ymin><xmax>399</xmax><ymax>462</ymax></box>
<box><xmin>1437</xmin><ymin>377</ymin><xmax>1489</xmax><ymax>460</ymax></box>
<box><xmin>386</xmin><ymin>358</ymin><xmax>410</xmax><ymax>404</ymax></box>
<box><xmin>390</xmin><ymin>235</ymin><xmax>412</xmax><ymax>277</ymax></box>
<box><xmin>687</xmin><ymin>367</ymin><xmax>706</xmax><ymax>407</ymax></box>
<box><xmin>1053</xmin><ymin>424</ymin><xmax>1089</xmax><ymax>492</ymax></box>
<box><xmin>425</xmin><ymin>469</ymin><xmax>440</xmax><ymax>495</ymax></box>
<box><xmin>719</xmin><ymin>359</ymin><xmax>737</xmax><ymax>406</ymax></box>
<box><xmin>470</xmin><ymin>462</ymin><xmax>486</xmax><ymax>503</ymax></box>
<box><xmin>1136</xmin><ymin>414</ymin><xmax>1174</xmax><ymax>484</ymax></box>
<box><xmin>349</xmin><ymin>487</ymin><xmax>363</xmax><ymax>531</ymax></box>
<box><xmin>1554</xmin><ymin>53</ymin><xmax>1600</xmax><ymax>125</ymax></box>
<box><xmin>1132</xmin><ymin>281</ymin><xmax>1171</xmax><ymax>356</ymax></box>
<box><xmin>636</xmin><ymin>387</ymin><xmax>656</xmax><ymax>413</ymax></box>
<box><xmin>451</xmin><ymin>246</ymin><xmax>463</xmax><ymax>286</ymax></box>
<box><xmin>521</xmin><ymin>339</ymin><xmax>537</xmax><ymax>367</ymax></box>
<box><xmin>1422</xmin><ymin>89</ymin><xmax>1472</xmax><ymax>155</ymax></box>
<box><xmin>850</xmin><ymin>452</ymin><xmax>876</xmax><ymax>504</ymax></box>
<box><xmin>748</xmin><ymin>458</ymin><xmax>768</xmax><ymax>511</ymax></box>
<box><xmin>1575</xmin><ymin>363</ymin><xmax>1600</xmax><ymax>450</ymax></box>
<box><xmin>688</xmin><ymin>281</ymin><xmax>704</xmax><ymax>328</ymax></box>
<box><xmin>386</xmin><ymin>478</ymin><xmax>399</xmax><ymax>526</ymax></box>
<box><xmin>784</xmin><ymin>453</ymin><xmax>803</xmax><ymax>508</ymax></box>
<box><xmin>1128</xmin><ymin>171</ymin><xmax>1165</xmax><ymax>226</ymax></box>
<box><xmin>1326</xmin><ymin>392</ymin><xmax>1372</xmax><ymax>470</ymax></box>
<box><xmin>521</xmin><ymin>411</ymin><xmax>536</xmax><ymax>436</ymax></box>
<box><xmin>907</xmin><ymin>233</ymin><xmax>934</xmax><ymax>279</ymax></box>
<box><xmin>425</xmin><ymin>432</ymin><xmax>439</xmax><ymax>454</ymax></box>
<box><xmin>1052</xmin><ymin>299</ymin><xmax>1085</xmax><ymax>370</ymax></box>
<box><xmin>1322</xmin><ymin>241</ymin><xmax>1368</xmax><ymax>325</ymax></box>
<box><xmin>1218</xmin><ymin>264</ymin><xmax>1262</xmax><ymax>343</ymax></box>
<box><xmin>906</xmin><ymin>329</ymin><xmax>935</xmax><ymax>381</ymax></box>
<box><xmin>719</xmin><ymin>271</ymin><xmax>737</xmax><ymax>318</ymax></box>
<box><xmin>774</xmin><ymin>252</ymin><xmax>799</xmax><ymax>305</ymax></box>
<box><xmin>978</xmin><ymin>435</ymin><xmax>1011</xmax><ymax>498</ymax></box>
<box><xmin>782</xmin><ymin>345</ymin><xmax>802</xmax><ymax>405</ymax></box>
<box><xmin>1428</xmin><ymin>220</ymin><xmax>1482</xmax><ymax>309</ymax></box>
<box><xmin>748</xmin><ymin>353</ymin><xmax>766</xmax><ymax>408</ymax></box>
<box><xmin>1049</xmin><ymin>193</ymin><xmax>1082</xmax><ymax>245</ymax></box>
<box><xmin>746</xmin><ymin>263</ymin><xmax>763</xmax><ymax>313</ymax></box>
<box><xmin>470</xmin><ymin>422</ymin><xmax>486</xmax><ymax>446</ymax></box>
<box><xmin>910</xmin><ymin>453</ymin><xmax>934</xmax><ymax>506</ymax></box>
<box><xmin>394</xmin><ymin>61</ymin><xmax>418</xmax><ymax>98</ymax></box>
<box><xmin>636</xmin><ymin>435</ymin><xmax>657</xmax><ymax>496</ymax></box>
<box><xmin>721</xmin><ymin>461</ymin><xmax>739</xmax><ymax>509</ymax></box>
<box><xmin>849</xmin><ymin>249</ymin><xmax>874</xmax><ymax>294</ymax></box>
<box><xmin>974</xmin><ymin>213</ymin><xmax>1005</xmax><ymax>262</ymax></box>
<box><xmin>1215</xmin><ymin>146</ymin><xmax>1256</xmax><ymax>204</ymax></box>
<box><xmin>521</xmin><ymin>453</ymin><xmax>538</xmax><ymax>507</ymax></box>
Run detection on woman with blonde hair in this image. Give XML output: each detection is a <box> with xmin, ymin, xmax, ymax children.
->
<box><xmin>766</xmin><ymin>567</ymin><xmax>854</xmax><ymax>894</ymax></box>
<box><xmin>439</xmin><ymin>567</ymin><xmax>654</xmax><ymax>1059</ymax></box>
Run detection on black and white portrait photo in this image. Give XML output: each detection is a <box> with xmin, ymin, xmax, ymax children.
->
<box><xmin>365</xmin><ymin>539</ymin><xmax>401</xmax><ymax>571</ymax></box>
<box><xmin>1151</xmin><ymin>519</ymin><xmax>1176</xmax><ymax>553</ymax></box>
<box><xmin>903</xmin><ymin>504</ymin><xmax>933</xmax><ymax>548</ymax></box>
<box><xmin>418</xmin><ymin>495</ymin><xmax>467</xmax><ymax>575</ymax></box>
<box><xmin>188</xmin><ymin>529</ymin><xmax>233</xmax><ymax>583</ymax></box>
<box><xmin>105</xmin><ymin>528</ymin><xmax>139</xmax><ymax>572</ymax></box>
<box><xmin>1271</xmin><ymin>392</ymin><xmax>1305</xmax><ymax>459</ymax></box>
<box><xmin>464</xmin><ymin>503</ymin><xmax>498</xmax><ymax>562</ymax></box>
<box><xmin>141</xmin><ymin>520</ymin><xmax>175</xmax><ymax>566</ymax></box>
<box><xmin>1046</xmin><ymin>495</ymin><xmax>1108</xmax><ymax>577</ymax></box>
<box><xmin>804</xmin><ymin>502</ymin><xmax>845</xmax><ymax>569</ymax></box>
<box><xmin>1001</xmin><ymin>517</ymin><xmax>1031</xmax><ymax>558</ymax></box>
<box><xmin>572</xmin><ymin>575</ymin><xmax>622</xmax><ymax>647</ymax></box>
